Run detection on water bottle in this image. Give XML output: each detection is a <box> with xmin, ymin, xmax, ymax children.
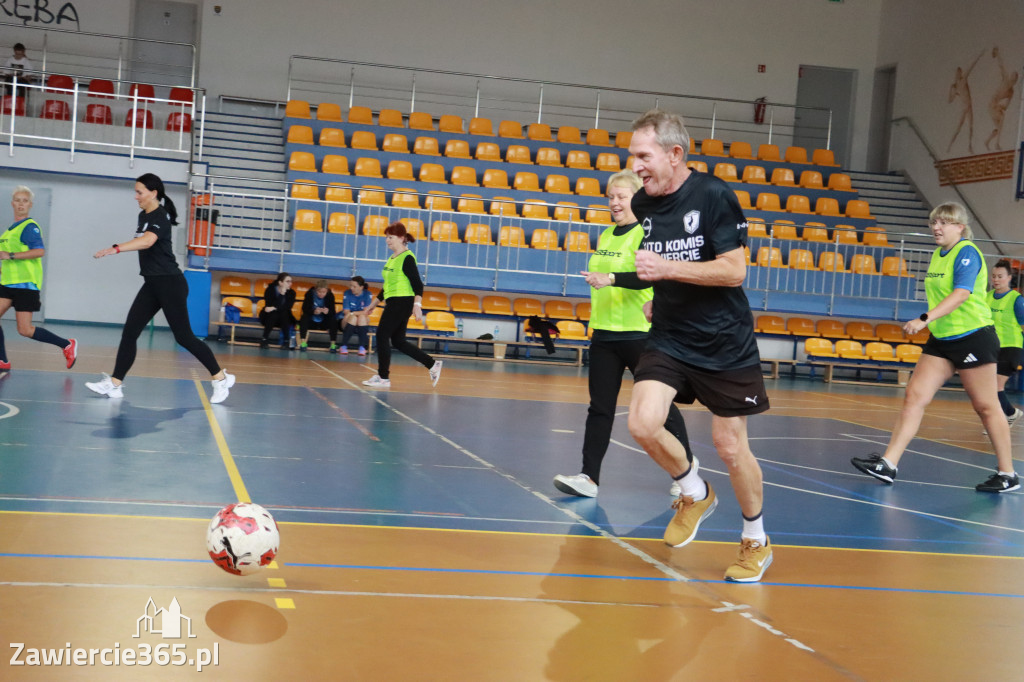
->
<box><xmin>219</xmin><ymin>304</ymin><xmax>225</xmax><ymax>321</ymax></box>
<box><xmin>457</xmin><ymin>318</ymin><xmax>464</xmax><ymax>338</ymax></box>
<box><xmin>493</xmin><ymin>324</ymin><xmax>500</xmax><ymax>340</ymax></box>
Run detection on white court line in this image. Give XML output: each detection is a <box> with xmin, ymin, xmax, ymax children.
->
<box><xmin>612</xmin><ymin>434</ymin><xmax>1024</xmax><ymax>535</ymax></box>
<box><xmin>0</xmin><ymin>401</ymin><xmax>20</xmax><ymax>420</ymax></box>
<box><xmin>0</xmin><ymin>581</ymin><xmax>657</xmax><ymax>608</ymax></box>
<box><xmin>310</xmin><ymin>360</ymin><xmax>816</xmax><ymax>654</ymax></box>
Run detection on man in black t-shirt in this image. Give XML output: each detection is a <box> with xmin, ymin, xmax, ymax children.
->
<box><xmin>626</xmin><ymin>109</ymin><xmax>772</xmax><ymax>582</ymax></box>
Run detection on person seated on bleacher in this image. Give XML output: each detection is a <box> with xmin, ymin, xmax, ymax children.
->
<box><xmin>3</xmin><ymin>43</ymin><xmax>34</xmax><ymax>94</ymax></box>
<box><xmin>299</xmin><ymin>279</ymin><xmax>338</xmax><ymax>351</ymax></box>
<box><xmin>338</xmin><ymin>275</ymin><xmax>372</xmax><ymax>355</ymax></box>
<box><xmin>259</xmin><ymin>272</ymin><xmax>296</xmax><ymax>349</ymax></box>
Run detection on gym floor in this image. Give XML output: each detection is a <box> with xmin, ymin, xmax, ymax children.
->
<box><xmin>1</xmin><ymin>323</ymin><xmax>1022</xmax><ymax>680</ymax></box>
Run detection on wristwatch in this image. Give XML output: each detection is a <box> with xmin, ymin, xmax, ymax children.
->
<box><xmin>608</xmin><ymin>273</ymin><xmax>616</xmax><ymax>286</ymax></box>
<box><xmin>919</xmin><ymin>313</ymin><xmax>929</xmax><ymax>322</ymax></box>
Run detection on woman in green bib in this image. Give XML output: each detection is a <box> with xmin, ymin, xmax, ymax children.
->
<box><xmin>852</xmin><ymin>202</ymin><xmax>1018</xmax><ymax>493</ymax></box>
<box><xmin>362</xmin><ymin>221</ymin><xmax>442</xmax><ymax>389</ymax></box>
<box><xmin>0</xmin><ymin>185</ymin><xmax>77</xmax><ymax>372</ymax></box>
<box><xmin>988</xmin><ymin>259</ymin><xmax>1024</xmax><ymax>424</ymax></box>
<box><xmin>553</xmin><ymin>170</ymin><xmax>692</xmax><ymax>498</ymax></box>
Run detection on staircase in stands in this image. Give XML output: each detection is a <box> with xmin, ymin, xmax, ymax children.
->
<box><xmin>195</xmin><ymin>111</ymin><xmax>287</xmax><ymax>248</ymax></box>
<box><xmin>845</xmin><ymin>170</ymin><xmax>930</xmax><ymax>239</ymax></box>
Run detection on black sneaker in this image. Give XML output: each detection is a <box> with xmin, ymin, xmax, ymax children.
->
<box><xmin>851</xmin><ymin>454</ymin><xmax>897</xmax><ymax>484</ymax></box>
<box><xmin>259</xmin><ymin>339</ymin><xmax>270</xmax><ymax>349</ymax></box>
<box><xmin>975</xmin><ymin>472</ymin><xmax>1021</xmax><ymax>493</ymax></box>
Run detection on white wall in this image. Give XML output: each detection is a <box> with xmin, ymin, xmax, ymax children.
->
<box><xmin>877</xmin><ymin>0</ymin><xmax>1023</xmax><ymax>248</ymax></box>
<box><xmin>0</xmin><ymin>150</ymin><xmax>189</xmax><ymax>324</ymax></box>
<box><xmin>197</xmin><ymin>0</ymin><xmax>882</xmax><ymax>167</ymax></box>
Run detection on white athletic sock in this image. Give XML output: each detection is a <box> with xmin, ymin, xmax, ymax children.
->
<box><xmin>675</xmin><ymin>460</ymin><xmax>706</xmax><ymax>501</ymax></box>
<box><xmin>999</xmin><ymin>470</ymin><xmax>1017</xmax><ymax>478</ymax></box>
<box><xmin>882</xmin><ymin>456</ymin><xmax>897</xmax><ymax>471</ymax></box>
<box><xmin>741</xmin><ymin>513</ymin><xmax>767</xmax><ymax>545</ymax></box>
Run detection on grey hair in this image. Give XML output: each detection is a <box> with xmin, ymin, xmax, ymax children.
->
<box><xmin>631</xmin><ymin>109</ymin><xmax>690</xmax><ymax>160</ymax></box>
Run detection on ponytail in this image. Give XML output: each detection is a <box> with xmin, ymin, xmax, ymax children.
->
<box><xmin>136</xmin><ymin>172</ymin><xmax>178</xmax><ymax>225</ymax></box>
<box><xmin>162</xmin><ymin>195</ymin><xmax>179</xmax><ymax>225</ymax></box>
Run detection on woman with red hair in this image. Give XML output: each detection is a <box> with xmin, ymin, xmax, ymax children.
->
<box><xmin>362</xmin><ymin>222</ymin><xmax>442</xmax><ymax>389</ymax></box>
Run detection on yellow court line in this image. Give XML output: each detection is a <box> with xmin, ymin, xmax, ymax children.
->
<box><xmin>194</xmin><ymin>379</ymin><xmax>251</xmax><ymax>504</ymax></box>
<box><xmin>2</xmin><ymin>509</ymin><xmax>1022</xmax><ymax>561</ymax></box>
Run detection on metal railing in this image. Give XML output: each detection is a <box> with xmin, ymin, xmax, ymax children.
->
<box><xmin>0</xmin><ymin>73</ymin><xmax>204</xmax><ymax>168</ymax></box>
<box><xmin>286</xmin><ymin>57</ymin><xmax>833</xmax><ymax>152</ymax></box>
<box><xmin>183</xmin><ymin>176</ymin><xmax>981</xmax><ymax>320</ymax></box>
<box><xmin>0</xmin><ymin>21</ymin><xmax>197</xmax><ymax>88</ymax></box>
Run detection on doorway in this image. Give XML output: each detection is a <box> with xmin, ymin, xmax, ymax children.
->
<box><xmin>866</xmin><ymin>66</ymin><xmax>897</xmax><ymax>173</ymax></box>
<box><xmin>792</xmin><ymin>65</ymin><xmax>856</xmax><ymax>169</ymax></box>
<box><xmin>130</xmin><ymin>0</ymin><xmax>197</xmax><ymax>87</ymax></box>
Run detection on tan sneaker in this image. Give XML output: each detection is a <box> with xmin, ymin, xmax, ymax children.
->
<box><xmin>664</xmin><ymin>482</ymin><xmax>717</xmax><ymax>547</ymax></box>
<box><xmin>724</xmin><ymin>537</ymin><xmax>773</xmax><ymax>582</ymax></box>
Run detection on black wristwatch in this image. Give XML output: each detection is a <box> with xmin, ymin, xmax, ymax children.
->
<box><xmin>919</xmin><ymin>313</ymin><xmax>929</xmax><ymax>322</ymax></box>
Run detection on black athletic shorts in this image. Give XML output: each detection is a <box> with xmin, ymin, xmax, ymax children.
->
<box><xmin>996</xmin><ymin>347</ymin><xmax>1023</xmax><ymax>377</ymax></box>
<box><xmin>0</xmin><ymin>285</ymin><xmax>41</xmax><ymax>312</ymax></box>
<box><xmin>633</xmin><ymin>347</ymin><xmax>770</xmax><ymax>417</ymax></box>
<box><xmin>921</xmin><ymin>325</ymin><xmax>999</xmax><ymax>369</ymax></box>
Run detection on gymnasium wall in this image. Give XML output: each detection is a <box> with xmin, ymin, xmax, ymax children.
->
<box><xmin>195</xmin><ymin>0</ymin><xmax>883</xmax><ymax>168</ymax></box>
<box><xmin>877</xmin><ymin>0</ymin><xmax>1023</xmax><ymax>250</ymax></box>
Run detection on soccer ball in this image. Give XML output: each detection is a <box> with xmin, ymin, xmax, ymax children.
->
<box><xmin>206</xmin><ymin>503</ymin><xmax>280</xmax><ymax>576</ymax></box>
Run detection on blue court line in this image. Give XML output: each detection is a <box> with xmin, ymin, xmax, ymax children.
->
<box><xmin>4</xmin><ymin>552</ymin><xmax>1024</xmax><ymax>600</ymax></box>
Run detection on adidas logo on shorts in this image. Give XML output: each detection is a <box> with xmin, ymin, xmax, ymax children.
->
<box><xmin>963</xmin><ymin>353</ymin><xmax>978</xmax><ymax>364</ymax></box>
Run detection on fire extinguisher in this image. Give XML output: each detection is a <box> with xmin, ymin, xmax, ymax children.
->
<box><xmin>754</xmin><ymin>97</ymin><xmax>767</xmax><ymax>125</ymax></box>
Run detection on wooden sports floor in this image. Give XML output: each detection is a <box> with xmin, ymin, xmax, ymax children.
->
<box><xmin>2</xmin><ymin>324</ymin><xmax>1024</xmax><ymax>681</ymax></box>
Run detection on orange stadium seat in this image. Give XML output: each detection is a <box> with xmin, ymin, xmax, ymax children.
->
<box><xmin>378</xmin><ymin>109</ymin><xmax>403</xmax><ymax>127</ymax></box>
<box><xmin>327</xmin><ymin>212</ymin><xmax>356</xmax><ymax>234</ymax></box>
<box><xmin>413</xmin><ymin>136</ymin><xmax>441</xmax><ymax>156</ymax></box>
<box><xmin>586</xmin><ymin>128</ymin><xmax>611</xmax><ymax>146</ymax></box>
<box><xmin>451</xmin><ymin>293</ymin><xmax>482</xmax><ymax>313</ymax></box>
<box><xmin>439</xmin><ymin>115</ymin><xmax>464</xmax><ymax>133</ymax></box>
<box><xmin>816</xmin><ymin>319</ymin><xmax>848</xmax><ymax>339</ymax></box>
<box><xmin>469</xmin><ymin>117</ymin><xmax>494</xmax><ymax>136</ymax></box>
<box><xmin>316</xmin><ymin>102</ymin><xmax>343</xmax><ymax>122</ymax></box>
<box><xmin>408</xmin><ymin>111</ymin><xmax>434</xmax><ymax>130</ymax></box>
<box><xmin>347</xmin><ymin>106</ymin><xmax>372</xmax><ymax>124</ymax></box>
<box><xmin>319</xmin><ymin>128</ymin><xmax>346</xmax><ymax>148</ymax></box>
<box><xmin>382</xmin><ymin>133</ymin><xmax>409</xmax><ymax>153</ymax></box>
<box><xmin>729</xmin><ymin>141</ymin><xmax>754</xmax><ymax>159</ymax></box>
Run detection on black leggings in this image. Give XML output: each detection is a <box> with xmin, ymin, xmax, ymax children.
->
<box><xmin>113</xmin><ymin>273</ymin><xmax>221</xmax><ymax>381</ymax></box>
<box><xmin>375</xmin><ymin>296</ymin><xmax>435</xmax><ymax>379</ymax></box>
<box><xmin>300</xmin><ymin>314</ymin><xmax>337</xmax><ymax>342</ymax></box>
<box><xmin>583</xmin><ymin>335</ymin><xmax>691</xmax><ymax>484</ymax></box>
<box><xmin>259</xmin><ymin>308</ymin><xmax>294</xmax><ymax>343</ymax></box>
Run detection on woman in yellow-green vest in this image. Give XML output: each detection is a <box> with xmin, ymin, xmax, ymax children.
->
<box><xmin>553</xmin><ymin>171</ymin><xmax>692</xmax><ymax>499</ymax></box>
<box><xmin>0</xmin><ymin>185</ymin><xmax>77</xmax><ymax>372</ymax></box>
<box><xmin>988</xmin><ymin>259</ymin><xmax>1024</xmax><ymax>424</ymax></box>
<box><xmin>852</xmin><ymin>202</ymin><xmax>1018</xmax><ymax>493</ymax></box>
<box><xmin>362</xmin><ymin>221</ymin><xmax>442</xmax><ymax>389</ymax></box>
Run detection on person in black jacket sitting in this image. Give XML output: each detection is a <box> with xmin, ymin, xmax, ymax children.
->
<box><xmin>299</xmin><ymin>279</ymin><xmax>338</xmax><ymax>351</ymax></box>
<box><xmin>259</xmin><ymin>272</ymin><xmax>296</xmax><ymax>349</ymax></box>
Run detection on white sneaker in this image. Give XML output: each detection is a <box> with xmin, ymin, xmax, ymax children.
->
<box><xmin>429</xmin><ymin>360</ymin><xmax>443</xmax><ymax>387</ymax></box>
<box><xmin>363</xmin><ymin>375</ymin><xmax>391</xmax><ymax>388</ymax></box>
<box><xmin>1010</xmin><ymin>408</ymin><xmax>1023</xmax><ymax>425</ymax></box>
<box><xmin>85</xmin><ymin>374</ymin><xmax>123</xmax><ymax>398</ymax></box>
<box><xmin>553</xmin><ymin>473</ymin><xmax>598</xmax><ymax>498</ymax></box>
<box><xmin>210</xmin><ymin>371</ymin><xmax>235</xmax><ymax>404</ymax></box>
<box><xmin>670</xmin><ymin>480</ymin><xmax>682</xmax><ymax>497</ymax></box>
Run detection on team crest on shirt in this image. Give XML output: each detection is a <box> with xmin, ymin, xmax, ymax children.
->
<box><xmin>642</xmin><ymin>217</ymin><xmax>653</xmax><ymax>239</ymax></box>
<box><xmin>961</xmin><ymin>257</ymin><xmax>970</xmax><ymax>266</ymax></box>
<box><xmin>684</xmin><ymin>210</ymin><xmax>700</xmax><ymax>234</ymax></box>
